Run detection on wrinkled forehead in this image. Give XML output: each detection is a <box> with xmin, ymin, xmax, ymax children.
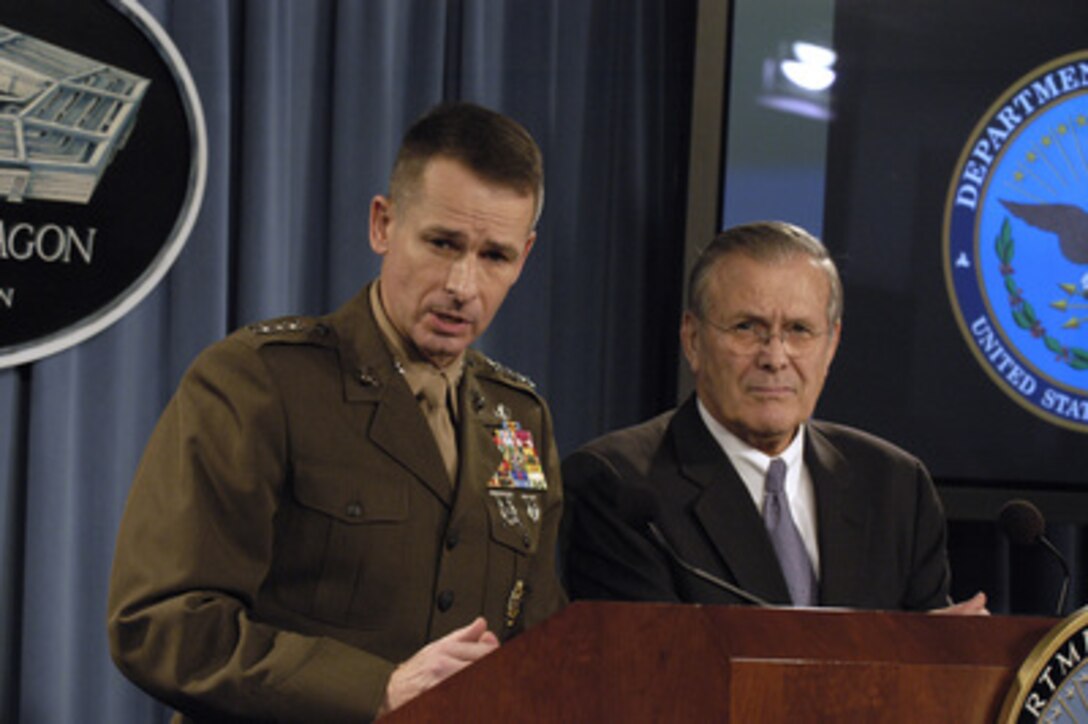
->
<box><xmin>402</xmin><ymin>158</ymin><xmax>538</xmax><ymax>245</ymax></box>
<box><xmin>707</xmin><ymin>253</ymin><xmax>832</xmax><ymax>319</ymax></box>
<box><xmin>393</xmin><ymin>154</ymin><xmax>543</xmax><ymax>225</ymax></box>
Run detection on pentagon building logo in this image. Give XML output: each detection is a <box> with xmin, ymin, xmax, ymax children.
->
<box><xmin>0</xmin><ymin>24</ymin><xmax>148</xmax><ymax>204</ymax></box>
<box><xmin>0</xmin><ymin>0</ymin><xmax>206</xmax><ymax>369</ymax></box>
<box><xmin>944</xmin><ymin>51</ymin><xmax>1088</xmax><ymax>433</ymax></box>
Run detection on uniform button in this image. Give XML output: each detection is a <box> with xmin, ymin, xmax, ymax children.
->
<box><xmin>445</xmin><ymin>531</ymin><xmax>460</xmax><ymax>550</ymax></box>
<box><xmin>437</xmin><ymin>590</ymin><xmax>455</xmax><ymax>611</ymax></box>
<box><xmin>345</xmin><ymin>501</ymin><xmax>363</xmax><ymax>518</ymax></box>
<box><xmin>522</xmin><ymin>533</ymin><xmax>532</xmax><ymax>548</ymax></box>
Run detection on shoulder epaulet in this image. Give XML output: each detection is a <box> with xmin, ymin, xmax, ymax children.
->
<box><xmin>238</xmin><ymin>315</ymin><xmax>336</xmax><ymax>347</ymax></box>
<box><xmin>471</xmin><ymin>351</ymin><xmax>537</xmax><ymax>390</ymax></box>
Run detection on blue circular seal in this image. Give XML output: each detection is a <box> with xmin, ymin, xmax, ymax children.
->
<box><xmin>944</xmin><ymin>50</ymin><xmax>1088</xmax><ymax>433</ymax></box>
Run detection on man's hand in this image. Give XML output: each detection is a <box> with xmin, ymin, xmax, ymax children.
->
<box><xmin>931</xmin><ymin>591</ymin><xmax>990</xmax><ymax>615</ymax></box>
<box><xmin>379</xmin><ymin>617</ymin><xmax>500</xmax><ymax>715</ymax></box>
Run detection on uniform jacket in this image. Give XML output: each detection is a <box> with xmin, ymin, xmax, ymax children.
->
<box><xmin>108</xmin><ymin>285</ymin><xmax>566</xmax><ymax>723</ymax></box>
<box><xmin>561</xmin><ymin>395</ymin><xmax>950</xmax><ymax>611</ymax></box>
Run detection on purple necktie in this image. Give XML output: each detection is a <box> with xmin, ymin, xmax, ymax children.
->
<box><xmin>763</xmin><ymin>458</ymin><xmax>817</xmax><ymax>606</ymax></box>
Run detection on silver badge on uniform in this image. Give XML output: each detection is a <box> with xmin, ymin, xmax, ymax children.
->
<box><xmin>490</xmin><ymin>490</ymin><xmax>521</xmax><ymax>528</ymax></box>
<box><xmin>521</xmin><ymin>493</ymin><xmax>541</xmax><ymax>523</ymax></box>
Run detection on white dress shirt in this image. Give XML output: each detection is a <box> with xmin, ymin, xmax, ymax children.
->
<box><xmin>696</xmin><ymin>398</ymin><xmax>820</xmax><ymax>576</ymax></box>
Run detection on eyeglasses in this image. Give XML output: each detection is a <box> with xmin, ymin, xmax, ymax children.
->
<box><xmin>700</xmin><ymin>317</ymin><xmax>828</xmax><ymax>357</ymax></box>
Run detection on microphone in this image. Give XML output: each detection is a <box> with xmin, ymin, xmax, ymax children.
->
<box><xmin>999</xmin><ymin>499</ymin><xmax>1070</xmax><ymax>615</ymax></box>
<box><xmin>624</xmin><ymin>486</ymin><xmax>771</xmax><ymax>607</ymax></box>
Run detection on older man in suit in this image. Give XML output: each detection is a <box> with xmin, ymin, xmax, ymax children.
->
<box><xmin>562</xmin><ymin>221</ymin><xmax>986</xmax><ymax>613</ymax></box>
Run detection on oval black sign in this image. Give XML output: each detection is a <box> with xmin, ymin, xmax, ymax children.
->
<box><xmin>0</xmin><ymin>0</ymin><xmax>206</xmax><ymax>367</ymax></box>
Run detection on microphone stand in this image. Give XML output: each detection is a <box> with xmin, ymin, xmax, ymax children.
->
<box><xmin>646</xmin><ymin>521</ymin><xmax>773</xmax><ymax>608</ymax></box>
<box><xmin>1038</xmin><ymin>534</ymin><xmax>1071</xmax><ymax>616</ymax></box>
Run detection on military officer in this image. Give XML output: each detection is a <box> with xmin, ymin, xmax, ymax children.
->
<box><xmin>108</xmin><ymin>102</ymin><xmax>566</xmax><ymax>722</ymax></box>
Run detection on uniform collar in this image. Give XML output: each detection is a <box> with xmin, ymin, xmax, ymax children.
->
<box><xmin>369</xmin><ymin>282</ymin><xmax>465</xmax><ymax>416</ymax></box>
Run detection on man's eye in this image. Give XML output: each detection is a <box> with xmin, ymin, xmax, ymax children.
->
<box><xmin>786</xmin><ymin>323</ymin><xmax>816</xmax><ymax>338</ymax></box>
<box><xmin>732</xmin><ymin>321</ymin><xmax>769</xmax><ymax>339</ymax></box>
<box><xmin>428</xmin><ymin>238</ymin><xmax>456</xmax><ymax>250</ymax></box>
<box><xmin>482</xmin><ymin>250</ymin><xmax>512</xmax><ymax>263</ymax></box>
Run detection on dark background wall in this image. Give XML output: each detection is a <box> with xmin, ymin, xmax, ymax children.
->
<box><xmin>822</xmin><ymin>0</ymin><xmax>1088</xmax><ymax>615</ymax></box>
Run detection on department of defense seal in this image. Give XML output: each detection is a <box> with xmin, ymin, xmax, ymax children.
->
<box><xmin>999</xmin><ymin>607</ymin><xmax>1088</xmax><ymax>723</ymax></box>
<box><xmin>944</xmin><ymin>50</ymin><xmax>1088</xmax><ymax>433</ymax></box>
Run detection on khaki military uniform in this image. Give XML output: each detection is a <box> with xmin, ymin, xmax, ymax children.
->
<box><xmin>107</xmin><ymin>284</ymin><xmax>566</xmax><ymax>723</ymax></box>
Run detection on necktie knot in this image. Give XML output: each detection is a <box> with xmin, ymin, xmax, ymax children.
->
<box><xmin>765</xmin><ymin>458</ymin><xmax>787</xmax><ymax>495</ymax></box>
<box><xmin>418</xmin><ymin>371</ymin><xmax>457</xmax><ymax>484</ymax></box>
<box><xmin>419</xmin><ymin>373</ymin><xmax>448</xmax><ymax>412</ymax></box>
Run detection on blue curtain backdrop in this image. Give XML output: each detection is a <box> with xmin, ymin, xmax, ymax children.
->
<box><xmin>0</xmin><ymin>0</ymin><xmax>695</xmax><ymax>721</ymax></box>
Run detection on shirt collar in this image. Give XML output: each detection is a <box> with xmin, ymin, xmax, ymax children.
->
<box><xmin>369</xmin><ymin>282</ymin><xmax>465</xmax><ymax>405</ymax></box>
<box><xmin>695</xmin><ymin>397</ymin><xmax>820</xmax><ymax>574</ymax></box>
<box><xmin>695</xmin><ymin>396</ymin><xmax>805</xmax><ymax>484</ymax></box>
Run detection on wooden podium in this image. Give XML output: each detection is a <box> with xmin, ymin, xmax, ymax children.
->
<box><xmin>385</xmin><ymin>601</ymin><xmax>1055</xmax><ymax>722</ymax></box>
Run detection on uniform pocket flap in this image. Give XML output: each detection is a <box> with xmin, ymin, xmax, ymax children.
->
<box><xmin>485</xmin><ymin>489</ymin><xmax>543</xmax><ymax>554</ymax></box>
<box><xmin>292</xmin><ymin>459</ymin><xmax>409</xmax><ymax>524</ymax></box>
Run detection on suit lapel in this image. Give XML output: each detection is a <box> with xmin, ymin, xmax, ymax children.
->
<box><xmin>332</xmin><ymin>286</ymin><xmax>453</xmax><ymax>506</ymax></box>
<box><xmin>455</xmin><ymin>368</ymin><xmax>504</xmax><ymax>498</ymax></box>
<box><xmin>806</xmin><ymin>423</ymin><xmax>868</xmax><ymax>606</ymax></box>
<box><xmin>670</xmin><ymin>398</ymin><xmax>792</xmax><ymax>605</ymax></box>
<box><xmin>367</xmin><ymin>384</ymin><xmax>453</xmax><ymax>505</ymax></box>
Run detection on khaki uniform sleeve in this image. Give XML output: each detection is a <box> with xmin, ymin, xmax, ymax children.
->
<box><xmin>107</xmin><ymin>337</ymin><xmax>393</xmax><ymax>723</ymax></box>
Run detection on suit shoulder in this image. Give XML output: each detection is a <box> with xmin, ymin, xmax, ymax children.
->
<box><xmin>181</xmin><ymin>315</ymin><xmax>340</xmax><ymax>386</ymax></box>
<box><xmin>566</xmin><ymin>409</ymin><xmax>675</xmax><ymax>471</ymax></box>
<box><xmin>229</xmin><ymin>314</ymin><xmax>339</xmax><ymax>351</ymax></box>
<box><xmin>468</xmin><ymin>350</ymin><xmax>540</xmax><ymax>397</ymax></box>
<box><xmin>809</xmin><ymin>420</ymin><xmax>920</xmax><ymax>465</ymax></box>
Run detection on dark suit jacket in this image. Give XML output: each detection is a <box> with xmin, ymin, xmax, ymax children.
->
<box><xmin>561</xmin><ymin>395</ymin><xmax>950</xmax><ymax>611</ymax></box>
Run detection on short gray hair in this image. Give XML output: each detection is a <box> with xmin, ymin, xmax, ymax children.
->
<box><xmin>686</xmin><ymin>221</ymin><xmax>843</xmax><ymax>326</ymax></box>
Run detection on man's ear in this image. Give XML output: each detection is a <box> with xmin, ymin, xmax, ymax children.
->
<box><xmin>521</xmin><ymin>231</ymin><xmax>536</xmax><ymax>261</ymax></box>
<box><xmin>823</xmin><ymin>319</ymin><xmax>842</xmax><ymax>369</ymax></box>
<box><xmin>369</xmin><ymin>195</ymin><xmax>392</xmax><ymax>254</ymax></box>
<box><xmin>509</xmin><ymin>231</ymin><xmax>537</xmax><ymax>282</ymax></box>
<box><xmin>680</xmin><ymin>311</ymin><xmax>700</xmax><ymax>376</ymax></box>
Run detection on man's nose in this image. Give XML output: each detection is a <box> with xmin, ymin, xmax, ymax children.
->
<box><xmin>755</xmin><ymin>332</ymin><xmax>790</xmax><ymax>368</ymax></box>
<box><xmin>446</xmin><ymin>255</ymin><xmax>479</xmax><ymax>300</ymax></box>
